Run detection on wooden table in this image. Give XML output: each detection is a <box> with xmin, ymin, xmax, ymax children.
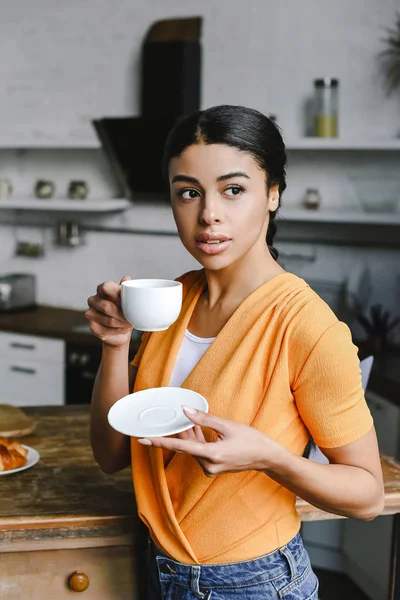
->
<box><xmin>1</xmin><ymin>405</ymin><xmax>400</xmax><ymax>599</ymax></box>
<box><xmin>0</xmin><ymin>405</ymin><xmax>144</xmax><ymax>599</ymax></box>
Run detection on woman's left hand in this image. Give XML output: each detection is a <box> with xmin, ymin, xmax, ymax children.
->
<box><xmin>138</xmin><ymin>406</ymin><xmax>283</xmax><ymax>477</ymax></box>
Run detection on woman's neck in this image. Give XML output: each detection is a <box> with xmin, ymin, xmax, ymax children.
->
<box><xmin>203</xmin><ymin>246</ymin><xmax>285</xmax><ymax>310</ymax></box>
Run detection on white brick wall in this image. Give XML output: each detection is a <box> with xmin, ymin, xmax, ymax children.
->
<box><xmin>0</xmin><ymin>0</ymin><xmax>399</xmax><ymax>340</ymax></box>
<box><xmin>0</xmin><ymin>0</ymin><xmax>398</xmax><ymax>142</ymax></box>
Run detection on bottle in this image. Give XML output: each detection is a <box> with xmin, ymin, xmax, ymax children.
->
<box><xmin>314</xmin><ymin>78</ymin><xmax>339</xmax><ymax>137</ymax></box>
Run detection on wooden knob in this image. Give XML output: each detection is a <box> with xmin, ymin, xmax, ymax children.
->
<box><xmin>68</xmin><ymin>571</ymin><xmax>89</xmax><ymax>592</ymax></box>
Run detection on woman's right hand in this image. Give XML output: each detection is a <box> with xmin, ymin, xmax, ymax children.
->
<box><xmin>86</xmin><ymin>275</ymin><xmax>133</xmax><ymax>348</ymax></box>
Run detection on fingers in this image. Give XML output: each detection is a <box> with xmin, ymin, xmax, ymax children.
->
<box><xmin>119</xmin><ymin>275</ymin><xmax>131</xmax><ymax>285</ymax></box>
<box><xmin>88</xmin><ymin>275</ymin><xmax>132</xmax><ymax>322</ymax></box>
<box><xmin>96</xmin><ymin>280</ymin><xmax>121</xmax><ymax>301</ymax></box>
<box><xmin>177</xmin><ymin>425</ymin><xmax>206</xmax><ymax>444</ymax></box>
<box><xmin>177</xmin><ymin>428</ymin><xmax>196</xmax><ymax>441</ymax></box>
<box><xmin>138</xmin><ymin>435</ymin><xmax>211</xmax><ymax>459</ymax></box>
<box><xmin>193</xmin><ymin>425</ymin><xmax>206</xmax><ymax>443</ymax></box>
<box><xmin>86</xmin><ymin>296</ymin><xmax>125</xmax><ymax>323</ymax></box>
<box><xmin>86</xmin><ymin>321</ymin><xmax>132</xmax><ymax>343</ymax></box>
<box><xmin>182</xmin><ymin>407</ymin><xmax>230</xmax><ymax>436</ymax></box>
<box><xmin>85</xmin><ymin>277</ymin><xmax>134</xmax><ymax>343</ymax></box>
<box><xmin>85</xmin><ymin>307</ymin><xmax>126</xmax><ymax>329</ymax></box>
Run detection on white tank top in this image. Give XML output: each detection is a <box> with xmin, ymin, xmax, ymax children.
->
<box><xmin>168</xmin><ymin>329</ymin><xmax>215</xmax><ymax>387</ymax></box>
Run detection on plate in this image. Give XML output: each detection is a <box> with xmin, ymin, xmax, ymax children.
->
<box><xmin>108</xmin><ymin>387</ymin><xmax>209</xmax><ymax>438</ymax></box>
<box><xmin>0</xmin><ymin>445</ymin><xmax>40</xmax><ymax>476</ymax></box>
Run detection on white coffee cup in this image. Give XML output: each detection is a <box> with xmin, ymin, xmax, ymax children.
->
<box><xmin>121</xmin><ymin>279</ymin><xmax>183</xmax><ymax>331</ymax></box>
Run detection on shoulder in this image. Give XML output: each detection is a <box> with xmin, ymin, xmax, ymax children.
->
<box><xmin>280</xmin><ymin>274</ymin><xmax>354</xmax><ymax>371</ymax></box>
<box><xmin>280</xmin><ymin>273</ymin><xmax>339</xmax><ymax>334</ymax></box>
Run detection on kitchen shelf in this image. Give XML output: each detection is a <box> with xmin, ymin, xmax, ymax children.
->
<box><xmin>276</xmin><ymin>207</ymin><xmax>400</xmax><ymax>248</ymax></box>
<box><xmin>278</xmin><ymin>207</ymin><xmax>400</xmax><ymax>225</ymax></box>
<box><xmin>0</xmin><ymin>140</ymin><xmax>100</xmax><ymax>150</ymax></box>
<box><xmin>1</xmin><ymin>138</ymin><xmax>399</xmax><ymax>152</ymax></box>
<box><xmin>285</xmin><ymin>138</ymin><xmax>400</xmax><ymax>151</ymax></box>
<box><xmin>0</xmin><ymin>198</ymin><xmax>130</xmax><ymax>212</ymax></box>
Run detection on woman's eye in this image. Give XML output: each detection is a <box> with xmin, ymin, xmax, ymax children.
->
<box><xmin>225</xmin><ymin>185</ymin><xmax>244</xmax><ymax>197</ymax></box>
<box><xmin>179</xmin><ymin>189</ymin><xmax>199</xmax><ymax>200</ymax></box>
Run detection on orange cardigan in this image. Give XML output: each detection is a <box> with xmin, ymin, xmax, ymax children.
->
<box><xmin>130</xmin><ymin>269</ymin><xmax>373</xmax><ymax>564</ymax></box>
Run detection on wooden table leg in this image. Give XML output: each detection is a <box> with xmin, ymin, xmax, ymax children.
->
<box><xmin>389</xmin><ymin>513</ymin><xmax>400</xmax><ymax>600</ymax></box>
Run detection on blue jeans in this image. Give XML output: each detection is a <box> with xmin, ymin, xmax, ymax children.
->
<box><xmin>146</xmin><ymin>532</ymin><xmax>319</xmax><ymax>599</ymax></box>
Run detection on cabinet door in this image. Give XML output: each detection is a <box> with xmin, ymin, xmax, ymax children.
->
<box><xmin>367</xmin><ymin>390</ymin><xmax>400</xmax><ymax>456</ymax></box>
<box><xmin>342</xmin><ymin>391</ymin><xmax>400</xmax><ymax>600</ymax></box>
<box><xmin>0</xmin><ymin>357</ymin><xmax>64</xmax><ymax>406</ymax></box>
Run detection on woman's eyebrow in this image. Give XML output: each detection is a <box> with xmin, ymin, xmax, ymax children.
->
<box><xmin>172</xmin><ymin>172</ymin><xmax>250</xmax><ymax>185</ymax></box>
<box><xmin>217</xmin><ymin>171</ymin><xmax>250</xmax><ymax>182</ymax></box>
<box><xmin>171</xmin><ymin>175</ymin><xmax>199</xmax><ymax>184</ymax></box>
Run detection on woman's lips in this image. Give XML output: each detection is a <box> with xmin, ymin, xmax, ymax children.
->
<box><xmin>195</xmin><ymin>239</ymin><xmax>232</xmax><ymax>255</ymax></box>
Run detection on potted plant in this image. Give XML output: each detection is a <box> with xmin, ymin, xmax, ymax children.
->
<box><xmin>379</xmin><ymin>12</ymin><xmax>400</xmax><ymax>96</ymax></box>
<box><xmin>356</xmin><ymin>304</ymin><xmax>400</xmax><ymax>375</ymax></box>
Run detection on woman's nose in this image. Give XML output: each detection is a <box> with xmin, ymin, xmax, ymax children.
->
<box><xmin>199</xmin><ymin>196</ymin><xmax>221</xmax><ymax>225</ymax></box>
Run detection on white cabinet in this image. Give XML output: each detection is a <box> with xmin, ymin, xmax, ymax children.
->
<box><xmin>0</xmin><ymin>332</ymin><xmax>65</xmax><ymax>407</ymax></box>
<box><xmin>342</xmin><ymin>391</ymin><xmax>400</xmax><ymax>600</ymax></box>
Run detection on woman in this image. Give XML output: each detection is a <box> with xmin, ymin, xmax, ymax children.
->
<box><xmin>88</xmin><ymin>105</ymin><xmax>384</xmax><ymax>599</ymax></box>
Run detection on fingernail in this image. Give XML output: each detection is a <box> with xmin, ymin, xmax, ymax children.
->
<box><xmin>182</xmin><ymin>405</ymin><xmax>197</xmax><ymax>415</ymax></box>
<box><xmin>138</xmin><ymin>438</ymin><xmax>152</xmax><ymax>446</ymax></box>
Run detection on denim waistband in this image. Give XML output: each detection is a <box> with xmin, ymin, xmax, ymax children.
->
<box><xmin>150</xmin><ymin>532</ymin><xmax>305</xmax><ymax>590</ymax></box>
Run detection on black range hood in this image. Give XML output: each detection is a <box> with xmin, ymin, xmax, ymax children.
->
<box><xmin>93</xmin><ymin>17</ymin><xmax>202</xmax><ymax>198</ymax></box>
<box><xmin>93</xmin><ymin>116</ymin><xmax>178</xmax><ymax>196</ymax></box>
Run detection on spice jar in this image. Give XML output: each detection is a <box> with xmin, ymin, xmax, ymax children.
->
<box><xmin>68</xmin><ymin>180</ymin><xmax>89</xmax><ymax>200</ymax></box>
<box><xmin>35</xmin><ymin>180</ymin><xmax>55</xmax><ymax>199</ymax></box>
<box><xmin>314</xmin><ymin>78</ymin><xmax>339</xmax><ymax>137</ymax></box>
<box><xmin>303</xmin><ymin>188</ymin><xmax>321</xmax><ymax>210</ymax></box>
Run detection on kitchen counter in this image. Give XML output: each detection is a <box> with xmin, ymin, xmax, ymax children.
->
<box><xmin>0</xmin><ymin>405</ymin><xmax>145</xmax><ymax>599</ymax></box>
<box><xmin>0</xmin><ymin>304</ymin><xmax>143</xmax><ymax>351</ymax></box>
<box><xmin>0</xmin><ymin>305</ymin><xmax>100</xmax><ymax>345</ymax></box>
<box><xmin>0</xmin><ymin>405</ymin><xmax>139</xmax><ymax>552</ymax></box>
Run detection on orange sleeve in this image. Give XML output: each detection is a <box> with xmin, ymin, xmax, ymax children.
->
<box><xmin>130</xmin><ymin>332</ymin><xmax>151</xmax><ymax>368</ymax></box>
<box><xmin>293</xmin><ymin>321</ymin><xmax>374</xmax><ymax>448</ymax></box>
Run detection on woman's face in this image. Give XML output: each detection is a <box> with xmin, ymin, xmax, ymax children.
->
<box><xmin>169</xmin><ymin>143</ymin><xmax>279</xmax><ymax>270</ymax></box>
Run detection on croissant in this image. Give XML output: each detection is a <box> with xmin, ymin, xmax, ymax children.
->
<box><xmin>0</xmin><ymin>437</ymin><xmax>28</xmax><ymax>458</ymax></box>
<box><xmin>0</xmin><ymin>438</ymin><xmax>28</xmax><ymax>472</ymax></box>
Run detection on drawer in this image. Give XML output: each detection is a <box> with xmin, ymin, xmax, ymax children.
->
<box><xmin>0</xmin><ymin>332</ymin><xmax>64</xmax><ymax>365</ymax></box>
<box><xmin>0</xmin><ymin>545</ymin><xmax>142</xmax><ymax>600</ymax></box>
<box><xmin>0</xmin><ymin>357</ymin><xmax>64</xmax><ymax>406</ymax></box>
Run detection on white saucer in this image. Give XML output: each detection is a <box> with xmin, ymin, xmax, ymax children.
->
<box><xmin>0</xmin><ymin>445</ymin><xmax>40</xmax><ymax>476</ymax></box>
<box><xmin>107</xmin><ymin>387</ymin><xmax>208</xmax><ymax>438</ymax></box>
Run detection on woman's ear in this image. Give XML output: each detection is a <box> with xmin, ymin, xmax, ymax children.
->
<box><xmin>267</xmin><ymin>185</ymin><xmax>280</xmax><ymax>211</ymax></box>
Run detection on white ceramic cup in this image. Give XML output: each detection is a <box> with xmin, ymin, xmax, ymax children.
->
<box><xmin>121</xmin><ymin>279</ymin><xmax>183</xmax><ymax>331</ymax></box>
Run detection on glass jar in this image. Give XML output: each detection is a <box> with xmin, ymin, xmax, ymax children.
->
<box><xmin>303</xmin><ymin>188</ymin><xmax>321</xmax><ymax>210</ymax></box>
<box><xmin>314</xmin><ymin>78</ymin><xmax>339</xmax><ymax>137</ymax></box>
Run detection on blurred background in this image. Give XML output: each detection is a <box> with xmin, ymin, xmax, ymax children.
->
<box><xmin>0</xmin><ymin>2</ymin><xmax>400</xmax><ymax>599</ymax></box>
